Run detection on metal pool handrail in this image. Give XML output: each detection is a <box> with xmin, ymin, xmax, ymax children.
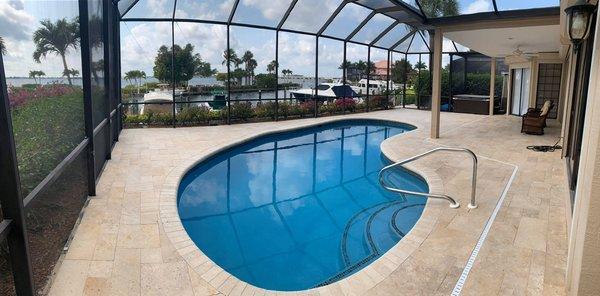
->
<box><xmin>378</xmin><ymin>147</ymin><xmax>478</xmax><ymax>209</ymax></box>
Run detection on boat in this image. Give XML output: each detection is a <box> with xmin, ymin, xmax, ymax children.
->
<box><xmin>352</xmin><ymin>79</ymin><xmax>399</xmax><ymax>96</ymax></box>
<box><xmin>140</xmin><ymin>84</ymin><xmax>185</xmax><ymax>114</ymax></box>
<box><xmin>209</xmin><ymin>90</ymin><xmax>226</xmax><ymax>110</ymax></box>
<box><xmin>290</xmin><ymin>83</ymin><xmax>357</xmax><ymax>101</ymax></box>
<box><xmin>140</xmin><ymin>90</ymin><xmax>173</xmax><ymax>115</ymax></box>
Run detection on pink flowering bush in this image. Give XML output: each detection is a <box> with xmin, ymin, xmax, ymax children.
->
<box><xmin>8</xmin><ymin>84</ymin><xmax>78</xmax><ymax>109</ymax></box>
<box><xmin>299</xmin><ymin>100</ymin><xmax>316</xmax><ymax>116</ymax></box>
<box><xmin>335</xmin><ymin>98</ymin><xmax>356</xmax><ymax>112</ymax></box>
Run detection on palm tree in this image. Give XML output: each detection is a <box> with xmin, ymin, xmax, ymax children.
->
<box><xmin>419</xmin><ymin>0</ymin><xmax>459</xmax><ymax>17</ymax></box>
<box><xmin>241</xmin><ymin>50</ymin><xmax>257</xmax><ymax>85</ymax></box>
<box><xmin>134</xmin><ymin>70</ymin><xmax>147</xmax><ymax>93</ymax></box>
<box><xmin>415</xmin><ymin>61</ymin><xmax>427</xmax><ymax>70</ymax></box>
<box><xmin>63</xmin><ymin>68</ymin><xmax>79</xmax><ymax>81</ymax></box>
<box><xmin>338</xmin><ymin>61</ymin><xmax>353</xmax><ymax>70</ymax></box>
<box><xmin>267</xmin><ymin>60</ymin><xmax>278</xmax><ymax>74</ymax></box>
<box><xmin>91</xmin><ymin>59</ymin><xmax>104</xmax><ymax>84</ymax></box>
<box><xmin>124</xmin><ymin>70</ymin><xmax>146</xmax><ymax>94</ymax></box>
<box><xmin>339</xmin><ymin>61</ymin><xmax>353</xmax><ymax>81</ymax></box>
<box><xmin>124</xmin><ymin>71</ymin><xmax>133</xmax><ymax>86</ymax></box>
<box><xmin>222</xmin><ymin>49</ymin><xmax>239</xmax><ymax>69</ymax></box>
<box><xmin>33</xmin><ymin>18</ymin><xmax>80</xmax><ymax>86</ymax></box>
<box><xmin>367</xmin><ymin>61</ymin><xmax>376</xmax><ymax>74</ymax></box>
<box><xmin>0</xmin><ymin>36</ymin><xmax>6</xmax><ymax>55</ymax></box>
<box><xmin>355</xmin><ymin>60</ymin><xmax>367</xmax><ymax>79</ymax></box>
<box><xmin>241</xmin><ymin>51</ymin><xmax>257</xmax><ymax>74</ymax></box>
<box><xmin>29</xmin><ymin>70</ymin><xmax>46</xmax><ymax>85</ymax></box>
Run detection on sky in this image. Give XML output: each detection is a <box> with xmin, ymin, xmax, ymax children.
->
<box><xmin>0</xmin><ymin>0</ymin><xmax>558</xmax><ymax>78</ymax></box>
<box><xmin>1</xmin><ymin>0</ymin><xmax>82</xmax><ymax>77</ymax></box>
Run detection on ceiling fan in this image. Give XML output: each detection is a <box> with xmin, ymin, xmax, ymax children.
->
<box><xmin>512</xmin><ymin>46</ymin><xmax>524</xmax><ymax>57</ymax></box>
<box><xmin>505</xmin><ymin>45</ymin><xmax>537</xmax><ymax>62</ymax></box>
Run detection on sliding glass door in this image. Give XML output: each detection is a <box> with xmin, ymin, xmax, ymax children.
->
<box><xmin>511</xmin><ymin>68</ymin><xmax>531</xmax><ymax>115</ymax></box>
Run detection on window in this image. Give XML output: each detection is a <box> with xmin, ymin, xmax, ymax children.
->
<box><xmin>536</xmin><ymin>63</ymin><xmax>562</xmax><ymax>119</ymax></box>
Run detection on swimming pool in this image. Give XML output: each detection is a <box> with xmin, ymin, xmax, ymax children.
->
<box><xmin>177</xmin><ymin>119</ymin><xmax>428</xmax><ymax>291</ymax></box>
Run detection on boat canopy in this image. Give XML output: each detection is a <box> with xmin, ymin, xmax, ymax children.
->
<box><xmin>331</xmin><ymin>85</ymin><xmax>357</xmax><ymax>98</ymax></box>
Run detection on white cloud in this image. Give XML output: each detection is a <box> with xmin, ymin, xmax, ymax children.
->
<box><xmin>0</xmin><ymin>0</ymin><xmax>35</xmax><ymax>41</ymax></box>
<box><xmin>176</xmin><ymin>22</ymin><xmax>228</xmax><ymax>72</ymax></box>
<box><xmin>120</xmin><ymin>22</ymin><xmax>172</xmax><ymax>75</ymax></box>
<box><xmin>283</xmin><ymin>0</ymin><xmax>340</xmax><ymax>32</ymax></box>
<box><xmin>175</xmin><ymin>0</ymin><xmax>234</xmax><ymax>20</ymax></box>
<box><xmin>241</xmin><ymin>0</ymin><xmax>291</xmax><ymax>21</ymax></box>
<box><xmin>463</xmin><ymin>0</ymin><xmax>492</xmax><ymax>14</ymax></box>
<box><xmin>1</xmin><ymin>1</ymin><xmax>82</xmax><ymax>78</ymax></box>
<box><xmin>278</xmin><ymin>33</ymin><xmax>316</xmax><ymax>75</ymax></box>
<box><xmin>147</xmin><ymin>0</ymin><xmax>173</xmax><ymax>18</ymax></box>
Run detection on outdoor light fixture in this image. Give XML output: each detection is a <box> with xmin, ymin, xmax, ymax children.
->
<box><xmin>565</xmin><ymin>0</ymin><xmax>597</xmax><ymax>52</ymax></box>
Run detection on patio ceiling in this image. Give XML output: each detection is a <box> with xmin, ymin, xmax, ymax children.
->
<box><xmin>115</xmin><ymin>0</ymin><xmax>560</xmax><ymax>54</ymax></box>
<box><xmin>444</xmin><ymin>24</ymin><xmax>561</xmax><ymax>57</ymax></box>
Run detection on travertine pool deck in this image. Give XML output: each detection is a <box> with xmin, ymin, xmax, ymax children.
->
<box><xmin>48</xmin><ymin>108</ymin><xmax>568</xmax><ymax>295</ymax></box>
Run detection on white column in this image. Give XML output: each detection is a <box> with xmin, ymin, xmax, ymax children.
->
<box><xmin>489</xmin><ymin>57</ymin><xmax>496</xmax><ymax>116</ymax></box>
<box><xmin>431</xmin><ymin>29</ymin><xmax>442</xmax><ymax>139</ymax></box>
<box><xmin>506</xmin><ymin>69</ymin><xmax>513</xmax><ymax>116</ymax></box>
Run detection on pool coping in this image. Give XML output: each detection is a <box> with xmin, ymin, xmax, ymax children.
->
<box><xmin>158</xmin><ymin>116</ymin><xmax>448</xmax><ymax>295</ymax></box>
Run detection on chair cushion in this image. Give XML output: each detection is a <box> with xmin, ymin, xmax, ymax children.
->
<box><xmin>540</xmin><ymin>100</ymin><xmax>552</xmax><ymax>116</ymax></box>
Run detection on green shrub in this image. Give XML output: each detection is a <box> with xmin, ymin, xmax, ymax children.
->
<box><xmin>255</xmin><ymin>74</ymin><xmax>277</xmax><ymax>89</ymax></box>
<box><xmin>278</xmin><ymin>102</ymin><xmax>291</xmax><ymax>118</ymax></box>
<box><xmin>177</xmin><ymin>106</ymin><xmax>211</xmax><ymax>124</ymax></box>
<box><xmin>20</xmin><ymin>84</ymin><xmax>39</xmax><ymax>90</ymax></box>
<box><xmin>290</xmin><ymin>103</ymin><xmax>303</xmax><ymax>117</ymax></box>
<box><xmin>210</xmin><ymin>110</ymin><xmax>226</xmax><ymax>121</ymax></box>
<box><xmin>123</xmin><ymin>110</ymin><xmax>172</xmax><ymax>126</ymax></box>
<box><xmin>464</xmin><ymin>73</ymin><xmax>490</xmax><ymax>95</ymax></box>
<box><xmin>369</xmin><ymin>96</ymin><xmax>393</xmax><ymax>110</ymax></box>
<box><xmin>356</xmin><ymin>102</ymin><xmax>366</xmax><ymax>111</ymax></box>
<box><xmin>231</xmin><ymin>101</ymin><xmax>253</xmax><ymax>121</ymax></box>
<box><xmin>254</xmin><ymin>102</ymin><xmax>277</xmax><ymax>120</ymax></box>
<box><xmin>318</xmin><ymin>103</ymin><xmax>335</xmax><ymax>115</ymax></box>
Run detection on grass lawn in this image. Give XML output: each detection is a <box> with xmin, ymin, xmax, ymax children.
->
<box><xmin>395</xmin><ymin>88</ymin><xmax>416</xmax><ymax>106</ymax></box>
<box><xmin>10</xmin><ymin>90</ymin><xmax>85</xmax><ymax>196</ymax></box>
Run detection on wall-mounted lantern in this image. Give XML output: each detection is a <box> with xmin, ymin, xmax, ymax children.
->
<box><xmin>565</xmin><ymin>0</ymin><xmax>597</xmax><ymax>52</ymax></box>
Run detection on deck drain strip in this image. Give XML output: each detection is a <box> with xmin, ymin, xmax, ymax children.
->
<box><xmin>451</xmin><ymin>164</ymin><xmax>519</xmax><ymax>295</ymax></box>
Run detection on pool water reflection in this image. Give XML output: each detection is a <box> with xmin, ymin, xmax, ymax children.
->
<box><xmin>178</xmin><ymin>120</ymin><xmax>428</xmax><ymax>291</ymax></box>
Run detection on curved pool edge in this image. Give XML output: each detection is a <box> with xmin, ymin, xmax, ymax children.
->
<box><xmin>158</xmin><ymin>116</ymin><xmax>445</xmax><ymax>295</ymax></box>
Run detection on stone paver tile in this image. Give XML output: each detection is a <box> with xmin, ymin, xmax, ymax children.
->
<box><xmin>117</xmin><ymin>224</ymin><xmax>160</xmax><ymax>249</ymax></box>
<box><xmin>83</xmin><ymin>277</ymin><xmax>108</xmax><ymax>296</ymax></box>
<box><xmin>108</xmin><ymin>248</ymin><xmax>141</xmax><ymax>296</ymax></box>
<box><xmin>93</xmin><ymin>232</ymin><xmax>118</xmax><ymax>261</ymax></box>
<box><xmin>141</xmin><ymin>247</ymin><xmax>163</xmax><ymax>264</ymax></box>
<box><xmin>48</xmin><ymin>260</ymin><xmax>90</xmax><ymax>296</ymax></box>
<box><xmin>141</xmin><ymin>261</ymin><xmax>194</xmax><ymax>296</ymax></box>
<box><xmin>88</xmin><ymin>260</ymin><xmax>113</xmax><ymax>278</ymax></box>
<box><xmin>515</xmin><ymin>217</ymin><xmax>548</xmax><ymax>252</ymax></box>
<box><xmin>526</xmin><ymin>250</ymin><xmax>546</xmax><ymax>296</ymax></box>
<box><xmin>187</xmin><ymin>266</ymin><xmax>219</xmax><ymax>296</ymax></box>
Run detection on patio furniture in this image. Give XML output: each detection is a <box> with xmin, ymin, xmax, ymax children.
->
<box><xmin>521</xmin><ymin>100</ymin><xmax>554</xmax><ymax>135</ymax></box>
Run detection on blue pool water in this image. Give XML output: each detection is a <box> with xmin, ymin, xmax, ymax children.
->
<box><xmin>178</xmin><ymin>120</ymin><xmax>428</xmax><ymax>291</ymax></box>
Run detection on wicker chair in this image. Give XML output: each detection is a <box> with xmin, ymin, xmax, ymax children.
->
<box><xmin>521</xmin><ymin>100</ymin><xmax>554</xmax><ymax>135</ymax></box>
